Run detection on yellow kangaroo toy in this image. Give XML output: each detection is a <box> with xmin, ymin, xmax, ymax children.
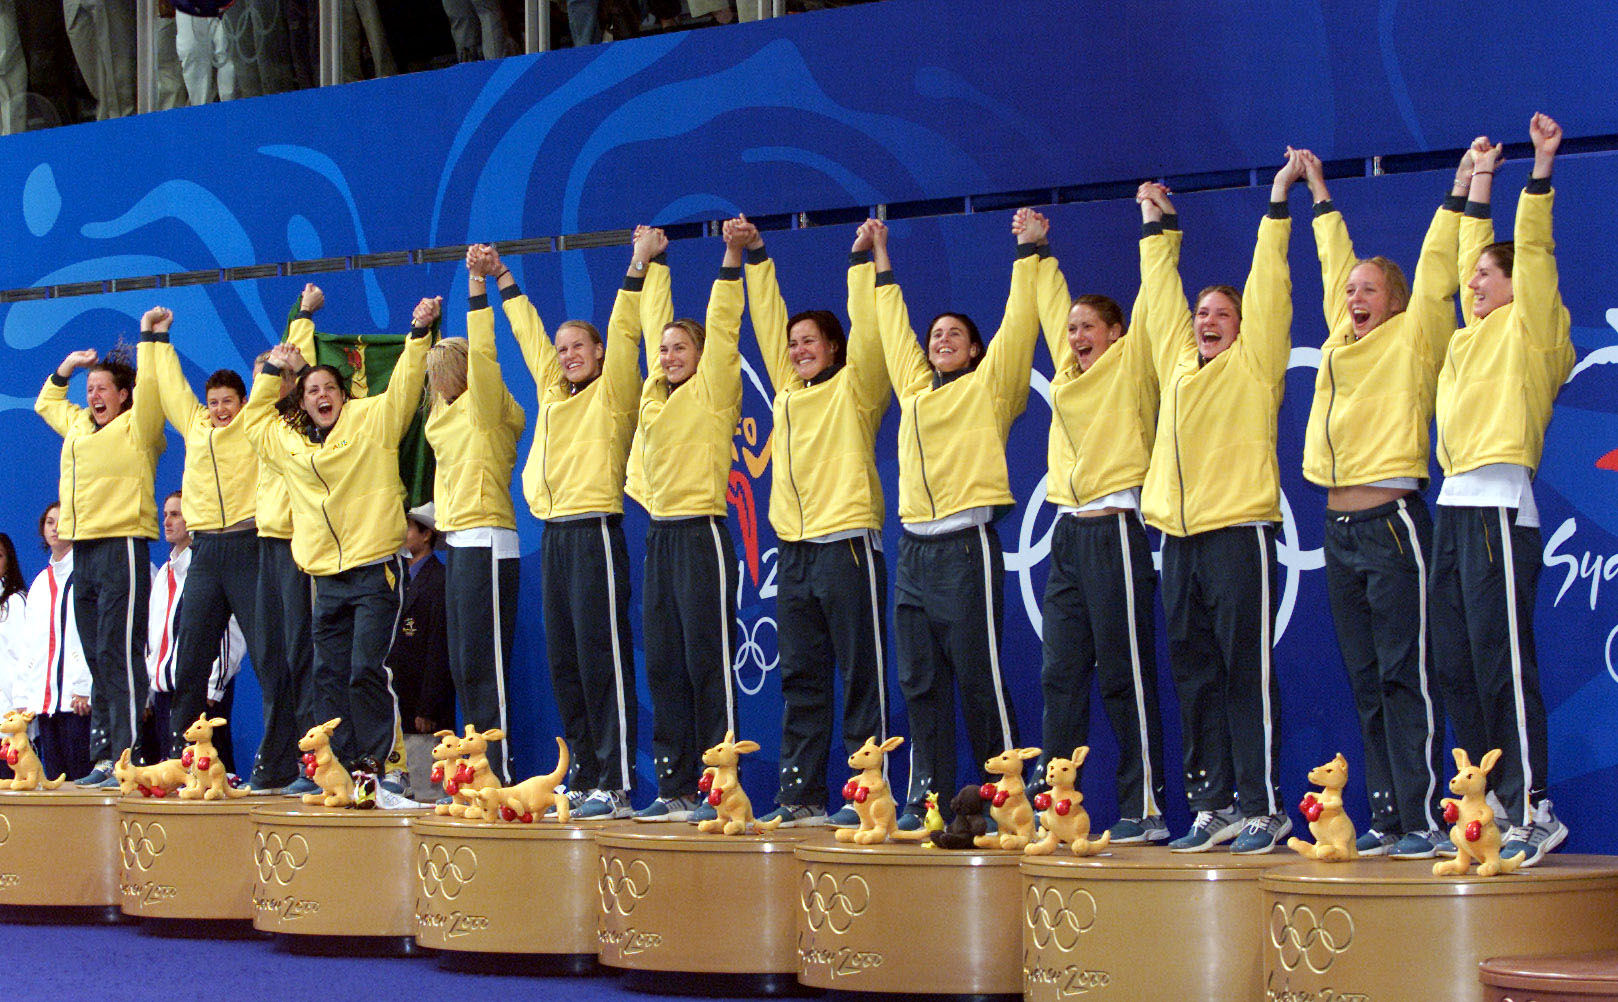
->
<box><xmin>178</xmin><ymin>715</ymin><xmax>251</xmax><ymax>800</ymax></box>
<box><xmin>297</xmin><ymin>719</ymin><xmax>355</xmax><ymax>808</ymax></box>
<box><xmin>696</xmin><ymin>731</ymin><xmax>782</xmax><ymax>835</ymax></box>
<box><xmin>1286</xmin><ymin>753</ymin><xmax>1357</xmax><ymax>861</ymax></box>
<box><xmin>1024</xmin><ymin>747</ymin><xmax>1110</xmax><ymax>857</ymax></box>
<box><xmin>1433</xmin><ymin>748</ymin><xmax>1526</xmax><ymax>878</ymax></box>
<box><xmin>0</xmin><ymin>711</ymin><xmax>66</xmax><ymax>790</ymax></box>
<box><xmin>835</xmin><ymin>735</ymin><xmax>907</xmax><ymax>844</ymax></box>
<box><xmin>975</xmin><ymin>747</ymin><xmax>1040</xmax><ymax>850</ymax></box>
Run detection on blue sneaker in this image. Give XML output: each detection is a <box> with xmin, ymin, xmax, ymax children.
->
<box><xmin>895</xmin><ymin>811</ymin><xmax>924</xmax><ymax>832</ymax></box>
<box><xmin>1388</xmin><ymin>830</ymin><xmax>1440</xmax><ymax>860</ymax></box>
<box><xmin>1169</xmin><ymin>808</ymin><xmax>1244</xmax><ymax>852</ymax></box>
<box><xmin>75</xmin><ymin>764</ymin><xmax>114</xmax><ymax>787</ymax></box>
<box><xmin>757</xmin><ymin>804</ymin><xmax>826</xmax><ymax>828</ymax></box>
<box><xmin>1355</xmin><ymin>828</ymin><xmax>1398</xmax><ymax>856</ymax></box>
<box><xmin>826</xmin><ymin>805</ymin><xmax>861</xmax><ymax>828</ymax></box>
<box><xmin>1499</xmin><ymin>800</ymin><xmax>1568</xmax><ymax>868</ymax></box>
<box><xmin>632</xmin><ymin>795</ymin><xmax>698</xmax><ymax>822</ymax></box>
<box><xmin>284</xmin><ymin>777</ymin><xmax>320</xmax><ymax>796</ymax></box>
<box><xmin>1435</xmin><ymin>832</ymin><xmax>1457</xmax><ymax>857</ymax></box>
<box><xmin>380</xmin><ymin>771</ymin><xmax>408</xmax><ymax>795</ymax></box>
<box><xmin>574</xmin><ymin>790</ymin><xmax>632</xmax><ymax>820</ymax></box>
<box><xmin>1108</xmin><ymin>815</ymin><xmax>1169</xmax><ymax>844</ymax></box>
<box><xmin>690</xmin><ymin>800</ymin><xmax>718</xmax><ymax>824</ymax></box>
<box><xmin>1231</xmin><ymin>813</ymin><xmax>1293</xmax><ymax>855</ymax></box>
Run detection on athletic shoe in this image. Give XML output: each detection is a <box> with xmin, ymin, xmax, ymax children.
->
<box><xmin>1499</xmin><ymin>800</ymin><xmax>1568</xmax><ymax>868</ymax></box>
<box><xmin>1355</xmin><ymin>828</ymin><xmax>1398</xmax><ymax>856</ymax></box>
<box><xmin>1388</xmin><ymin>830</ymin><xmax>1441</xmax><ymax>860</ymax></box>
<box><xmin>90</xmin><ymin>773</ymin><xmax>121</xmax><ymax>789</ymax></box>
<box><xmin>575</xmin><ymin>789</ymin><xmax>632</xmax><ymax>820</ymax></box>
<box><xmin>560</xmin><ymin>787</ymin><xmax>589</xmax><ymax>811</ymax></box>
<box><xmin>826</xmin><ymin>805</ymin><xmax>861</xmax><ymax>828</ymax></box>
<box><xmin>380</xmin><ymin>771</ymin><xmax>409</xmax><ymax>795</ymax></box>
<box><xmin>895</xmin><ymin>811</ymin><xmax>924</xmax><ymax>832</ymax></box>
<box><xmin>1168</xmin><ymin>807</ymin><xmax>1244</xmax><ymax>852</ymax></box>
<box><xmin>691</xmin><ymin>800</ymin><xmax>718</xmax><ymax>824</ymax></box>
<box><xmin>757</xmin><ymin>804</ymin><xmax>827</xmax><ymax>828</ymax></box>
<box><xmin>1108</xmin><ymin>815</ymin><xmax>1169</xmax><ymax>844</ymax></box>
<box><xmin>1231</xmin><ymin>813</ymin><xmax>1293</xmax><ymax>855</ymax></box>
<box><xmin>284</xmin><ymin>777</ymin><xmax>320</xmax><ymax>796</ymax></box>
<box><xmin>632</xmin><ymin>795</ymin><xmax>698</xmax><ymax>822</ymax></box>
<box><xmin>244</xmin><ymin>780</ymin><xmax>287</xmax><ymax>796</ymax></box>
<box><xmin>1434</xmin><ymin>832</ymin><xmax>1457</xmax><ymax>857</ymax></box>
<box><xmin>75</xmin><ymin>763</ymin><xmax>114</xmax><ymax>787</ymax></box>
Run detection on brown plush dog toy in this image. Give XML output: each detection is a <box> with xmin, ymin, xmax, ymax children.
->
<box><xmin>930</xmin><ymin>785</ymin><xmax>989</xmax><ymax>850</ymax></box>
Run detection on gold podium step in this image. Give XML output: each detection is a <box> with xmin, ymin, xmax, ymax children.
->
<box><xmin>118</xmin><ymin>795</ymin><xmax>278</xmax><ymax>927</ymax></box>
<box><xmin>1262</xmin><ymin>855</ymin><xmax>1618</xmax><ymax>1002</ymax></box>
<box><xmin>0</xmin><ymin>787</ymin><xmax>122</xmax><ymax>922</ymax></box>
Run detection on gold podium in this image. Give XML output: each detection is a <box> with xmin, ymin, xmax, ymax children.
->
<box><xmin>250</xmin><ymin>804</ymin><xmax>431</xmax><ymax>954</ymax></box>
<box><xmin>1020</xmin><ymin>847</ymin><xmax>1293</xmax><ymax>1002</ymax></box>
<box><xmin>118</xmin><ymin>796</ymin><xmax>275</xmax><ymax>932</ymax></box>
<box><xmin>795</xmin><ymin>841</ymin><xmax>1025</xmax><ymax>998</ymax></box>
<box><xmin>412</xmin><ymin>815</ymin><xmax>610</xmax><ymax>972</ymax></box>
<box><xmin>0</xmin><ymin>788</ymin><xmax>122</xmax><ymax>922</ymax></box>
<box><xmin>596</xmin><ymin>825</ymin><xmax>820</xmax><ymax>994</ymax></box>
<box><xmin>1262</xmin><ymin>855</ymin><xmax>1618</xmax><ymax>1002</ymax></box>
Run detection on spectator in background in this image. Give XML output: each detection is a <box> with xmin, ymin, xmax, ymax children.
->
<box><xmin>284</xmin><ymin>0</ymin><xmax>314</xmax><ymax>88</ymax></box>
<box><xmin>0</xmin><ymin>1</ymin><xmax>24</xmax><ymax>134</ymax></box>
<box><xmin>688</xmin><ymin>0</ymin><xmax>733</xmax><ymax>24</ymax></box>
<box><xmin>20</xmin><ymin>504</ymin><xmax>92</xmax><ymax>782</ymax></box>
<box><xmin>443</xmin><ymin>0</ymin><xmax>510</xmax><ymax>61</ymax></box>
<box><xmin>63</xmin><ymin>0</ymin><xmax>135</xmax><ymax>119</ymax></box>
<box><xmin>0</xmin><ymin>533</ymin><xmax>29</xmax><ymax>718</ymax></box>
<box><xmin>225</xmin><ymin>0</ymin><xmax>297</xmax><ymax>98</ymax></box>
<box><xmin>341</xmin><ymin>0</ymin><xmax>394</xmax><ymax>82</ymax></box>
<box><xmin>387</xmin><ymin>505</ymin><xmax>453</xmax><ymax>802</ymax></box>
<box><xmin>173</xmin><ymin>0</ymin><xmax>235</xmax><ymax>104</ymax></box>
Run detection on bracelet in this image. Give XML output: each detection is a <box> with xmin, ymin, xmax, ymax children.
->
<box><xmin>493</xmin><ymin>269</ymin><xmax>510</xmax><ymax>280</ymax></box>
<box><xmin>1473</xmin><ymin>171</ymin><xmax>1494</xmax><ymax>176</ymax></box>
<box><xmin>470</xmin><ymin>274</ymin><xmax>486</xmax><ymax>282</ymax></box>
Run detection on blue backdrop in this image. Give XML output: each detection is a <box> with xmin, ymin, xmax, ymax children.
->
<box><xmin>1</xmin><ymin>0</ymin><xmax>1616</xmax><ymax>849</ymax></box>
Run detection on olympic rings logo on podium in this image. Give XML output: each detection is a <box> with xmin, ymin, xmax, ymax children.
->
<box><xmin>254</xmin><ymin>831</ymin><xmax>310</xmax><ymax>885</ymax></box>
<box><xmin>119</xmin><ymin>820</ymin><xmax>168</xmax><ymax>871</ymax></box>
<box><xmin>800</xmin><ymin>870</ymin><xmax>870</xmax><ymax>934</ymax></box>
<box><xmin>1269</xmin><ymin>903</ymin><xmax>1354</xmax><ymax>974</ymax></box>
<box><xmin>0</xmin><ymin>813</ymin><xmax>12</xmax><ymax>846</ymax></box>
<box><xmin>416</xmin><ymin>843</ymin><xmax>477</xmax><ymax>900</ymax></box>
<box><xmin>598</xmin><ymin>856</ymin><xmax>651</xmax><ymax>916</ymax></box>
<box><xmin>1023</xmin><ymin>883</ymin><xmax>1097</xmax><ymax>952</ymax></box>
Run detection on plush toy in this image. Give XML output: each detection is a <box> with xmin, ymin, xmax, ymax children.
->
<box><xmin>297</xmin><ymin>718</ymin><xmax>355</xmax><ymax>808</ymax></box>
<box><xmin>475</xmin><ymin>737</ymin><xmax>571</xmax><ymax>823</ymax></box>
<box><xmin>975</xmin><ymin>746</ymin><xmax>1041</xmax><ymax>850</ymax></box>
<box><xmin>1025</xmin><ymin>747</ymin><xmax>1110</xmax><ymax>857</ymax></box>
<box><xmin>930</xmin><ymin>785</ymin><xmax>989</xmax><ymax>850</ymax></box>
<box><xmin>177</xmin><ymin>715</ymin><xmax>251</xmax><ymax>801</ymax></box>
<box><xmin>1433</xmin><ymin>748</ymin><xmax>1526</xmax><ymax>878</ymax></box>
<box><xmin>695</xmin><ymin>731</ymin><xmax>782</xmax><ymax>835</ymax></box>
<box><xmin>1286</xmin><ymin>753</ymin><xmax>1357</xmax><ymax>861</ymax></box>
<box><xmin>431</xmin><ymin>726</ymin><xmax>504</xmax><ymax>818</ymax></box>
<box><xmin>113</xmin><ymin>747</ymin><xmax>189</xmax><ymax>797</ymax></box>
<box><xmin>835</xmin><ymin>735</ymin><xmax>911</xmax><ymax>844</ymax></box>
<box><xmin>0</xmin><ymin>710</ymin><xmax>66</xmax><ymax>791</ymax></box>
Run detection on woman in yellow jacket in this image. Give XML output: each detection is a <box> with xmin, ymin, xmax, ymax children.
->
<box><xmin>484</xmin><ymin>229</ymin><xmax>658</xmax><ymax>819</ymax></box>
<box><xmin>414</xmin><ymin>247</ymin><xmax>527</xmax><ymax>785</ymax></box>
<box><xmin>1028</xmin><ymin>207</ymin><xmax>1170</xmax><ymax>844</ymax></box>
<box><xmin>870</xmin><ymin>213</ymin><xmax>1042</xmax><ymax>829</ymax></box>
<box><xmin>1139</xmin><ymin>151</ymin><xmax>1304</xmax><ymax>855</ymax></box>
<box><xmin>242</xmin><ymin>294</ymin><xmax>435</xmax><ymax>774</ymax></box>
<box><xmin>1298</xmin><ymin>149</ymin><xmax>1473</xmax><ymax>859</ymax></box>
<box><xmin>1431</xmin><ymin>115</ymin><xmax>1574</xmax><ymax>867</ymax></box>
<box><xmin>35</xmin><ymin>329</ymin><xmax>166</xmax><ymax>783</ymax></box>
<box><xmin>624</xmin><ymin>225</ymin><xmax>745</xmax><ymax>821</ymax></box>
<box><xmin>738</xmin><ymin>215</ymin><xmax>891</xmax><ymax>828</ymax></box>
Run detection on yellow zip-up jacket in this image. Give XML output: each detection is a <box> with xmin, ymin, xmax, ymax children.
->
<box><xmin>746</xmin><ymin>247</ymin><xmax>890</xmax><ymax>540</ymax></box>
<box><xmin>150</xmin><ymin>337</ymin><xmax>259</xmax><ymax>531</ymax></box>
<box><xmin>1141</xmin><ymin>209</ymin><xmax>1292</xmax><ymax>536</ymax></box>
<box><xmin>240</xmin><ymin>329</ymin><xmax>430</xmax><ymax>576</ymax></box>
<box><xmin>624</xmin><ymin>266</ymin><xmax>743</xmax><ymax>519</ymax></box>
<box><xmin>254</xmin><ymin>314</ymin><xmax>317</xmax><ymax>540</ymax></box>
<box><xmin>35</xmin><ymin>338</ymin><xmax>167</xmax><ymax>541</ymax></box>
<box><xmin>509</xmin><ymin>270</ymin><xmax>655</xmax><ymax>520</ymax></box>
<box><xmin>1036</xmin><ymin>238</ymin><xmax>1171</xmax><ymax>508</ymax></box>
<box><xmin>876</xmin><ymin>245</ymin><xmax>1041</xmax><ymax>524</ymax></box>
<box><xmin>1435</xmin><ymin>184</ymin><xmax>1573</xmax><ymax>476</ymax></box>
<box><xmin>1303</xmin><ymin>198</ymin><xmax>1462</xmax><ymax>487</ymax></box>
<box><xmin>426</xmin><ymin>297</ymin><xmax>525</xmax><ymax>533</ymax></box>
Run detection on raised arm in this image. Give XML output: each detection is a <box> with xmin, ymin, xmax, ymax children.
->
<box><xmin>846</xmin><ymin>219</ymin><xmax>891</xmax><ymax>414</ymax></box>
<box><xmin>1027</xmin><ymin>209</ymin><xmax>1075</xmax><ymax>372</ymax></box>
<box><xmin>870</xmin><ymin>221</ymin><xmax>933</xmax><ymax>396</ymax></box>
<box><xmin>1514</xmin><ymin>112</ymin><xmax>1567</xmax><ymax>346</ymax></box>
<box><xmin>131</xmin><ymin>331</ymin><xmax>168</xmax><ymax>453</ymax></box>
<box><xmin>735</xmin><ymin>216</ymin><xmax>791</xmax><ymax>393</ymax></box>
<box><xmin>241</xmin><ymin>344</ymin><xmax>301</xmax><ymax>463</ymax></box>
<box><xmin>1137</xmin><ymin>183</ymin><xmax>1194</xmax><ymax>383</ymax></box>
<box><xmin>142</xmin><ymin>306</ymin><xmax>203</xmax><ymax>431</ymax></box>
<box><xmin>461</xmin><ymin>248</ymin><xmax>518</xmax><ymax>431</ymax></box>
<box><xmin>640</xmin><ymin>228</ymin><xmax>673</xmax><ymax>370</ymax></box>
<box><xmin>1407</xmin><ymin>149</ymin><xmax>1473</xmax><ymax>367</ymax></box>
<box><xmin>1236</xmin><ymin>149</ymin><xmax>1302</xmax><ymax>384</ymax></box>
<box><xmin>975</xmin><ymin>210</ymin><xmax>1045</xmax><ymax>426</ymax></box>
<box><xmin>478</xmin><ymin>244</ymin><xmax>558</xmax><ymax>392</ymax></box>
<box><xmin>35</xmin><ymin>350</ymin><xmax>97</xmax><ymax>436</ymax></box>
<box><xmin>379</xmin><ymin>298</ymin><xmax>436</xmax><ymax>443</ymax></box>
<box><xmin>694</xmin><ymin>220</ymin><xmax>747</xmax><ymax>410</ymax></box>
<box><xmin>1303</xmin><ymin>152</ymin><xmax>1357</xmax><ymax>341</ymax></box>
<box><xmin>1459</xmin><ymin>136</ymin><xmax>1501</xmax><ymax>320</ymax></box>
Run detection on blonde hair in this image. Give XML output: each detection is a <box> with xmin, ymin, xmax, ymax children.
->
<box><xmin>1354</xmin><ymin>256</ymin><xmax>1411</xmax><ymax>315</ymax></box>
<box><xmin>557</xmin><ymin>319</ymin><xmax>602</xmax><ymax>345</ymax></box>
<box><xmin>663</xmin><ymin>319</ymin><xmax>706</xmax><ymax>353</ymax></box>
<box><xmin>425</xmin><ymin>337</ymin><xmax>469</xmax><ymax>404</ymax></box>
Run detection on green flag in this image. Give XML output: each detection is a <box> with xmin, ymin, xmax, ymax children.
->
<box><xmin>283</xmin><ymin>300</ymin><xmax>439</xmax><ymax>509</ymax></box>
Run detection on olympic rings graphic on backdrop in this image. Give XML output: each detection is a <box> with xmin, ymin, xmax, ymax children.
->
<box><xmin>1269</xmin><ymin>903</ymin><xmax>1354</xmax><ymax>974</ymax></box>
<box><xmin>599</xmin><ymin>856</ymin><xmax>651</xmax><ymax>916</ymax></box>
<box><xmin>800</xmin><ymin>870</ymin><xmax>870</xmax><ymax>934</ymax></box>
<box><xmin>733</xmin><ymin>615</ymin><xmax>778</xmax><ymax>696</ymax></box>
<box><xmin>417</xmin><ymin>843</ymin><xmax>478</xmax><ymax>900</ymax></box>
<box><xmin>1023</xmin><ymin>883</ymin><xmax>1097</xmax><ymax>952</ymax></box>
<box><xmin>254</xmin><ymin>831</ymin><xmax>310</xmax><ymax>885</ymax></box>
<box><xmin>120</xmin><ymin>820</ymin><xmax>168</xmax><ymax>871</ymax></box>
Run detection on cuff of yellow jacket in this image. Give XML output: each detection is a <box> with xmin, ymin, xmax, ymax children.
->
<box><xmin>261</xmin><ymin>362</ymin><xmax>285</xmax><ymax>377</ymax></box>
<box><xmin>1015</xmin><ymin>242</ymin><xmax>1041</xmax><ymax>260</ymax></box>
<box><xmin>1464</xmin><ymin>200</ymin><xmax>1492</xmax><ymax>219</ymax></box>
<box><xmin>848</xmin><ymin>249</ymin><xmax>872</xmax><ymax>266</ymax></box>
<box><xmin>1267</xmin><ymin>201</ymin><xmax>1290</xmax><ymax>220</ymax></box>
<box><xmin>875</xmin><ymin>270</ymin><xmax>896</xmax><ymax>287</ymax></box>
<box><xmin>409</xmin><ymin>325</ymin><xmax>431</xmax><ymax>339</ymax></box>
<box><xmin>1442</xmin><ymin>194</ymin><xmax>1466</xmax><ymax>213</ymax></box>
<box><xmin>1525</xmin><ymin>176</ymin><xmax>1552</xmax><ymax>195</ymax></box>
<box><xmin>719</xmin><ymin>266</ymin><xmax>743</xmax><ymax>281</ymax></box>
<box><xmin>1140</xmin><ymin>212</ymin><xmax>1180</xmax><ymax>238</ymax></box>
<box><xmin>1312</xmin><ymin>199</ymin><xmax>1337</xmax><ymax>218</ymax></box>
<box><xmin>139</xmin><ymin>329</ymin><xmax>169</xmax><ymax>343</ymax></box>
<box><xmin>295</xmin><ymin>309</ymin><xmax>313</xmax><ymax>321</ymax></box>
<box><xmin>499</xmin><ymin>284</ymin><xmax>522</xmax><ymax>302</ymax></box>
<box><xmin>746</xmin><ymin>246</ymin><xmax>769</xmax><ymax>266</ymax></box>
<box><xmin>469</xmin><ymin>293</ymin><xmax>490</xmax><ymax>311</ymax></box>
<box><xmin>49</xmin><ymin>372</ymin><xmax>69</xmax><ymax>387</ymax></box>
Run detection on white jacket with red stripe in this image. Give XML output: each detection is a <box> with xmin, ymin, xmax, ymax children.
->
<box><xmin>16</xmin><ymin>553</ymin><xmax>89</xmax><ymax>715</ymax></box>
<box><xmin>147</xmin><ymin>547</ymin><xmax>244</xmax><ymax>701</ymax></box>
